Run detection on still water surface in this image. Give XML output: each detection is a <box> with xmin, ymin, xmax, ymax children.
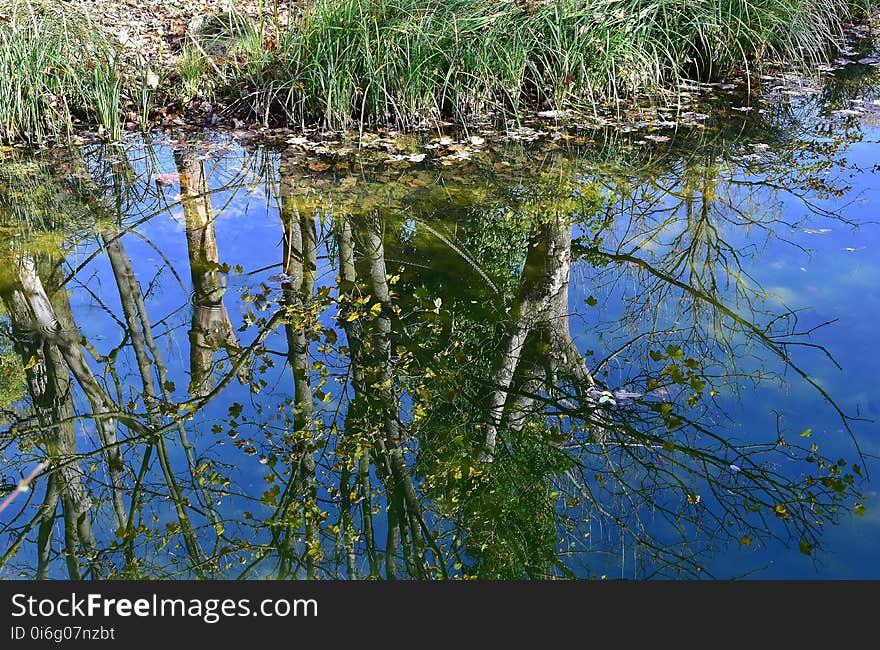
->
<box><xmin>1</xmin><ymin>61</ymin><xmax>879</xmax><ymax>579</ymax></box>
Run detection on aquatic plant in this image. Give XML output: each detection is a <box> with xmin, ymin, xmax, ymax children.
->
<box><xmin>194</xmin><ymin>0</ymin><xmax>872</xmax><ymax>128</ymax></box>
<box><xmin>0</xmin><ymin>0</ymin><xmax>873</xmax><ymax>142</ymax></box>
<box><xmin>0</xmin><ymin>1</ymin><xmax>135</xmax><ymax>143</ymax></box>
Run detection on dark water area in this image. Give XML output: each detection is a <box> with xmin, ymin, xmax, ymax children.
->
<box><xmin>1</xmin><ymin>53</ymin><xmax>879</xmax><ymax>579</ymax></box>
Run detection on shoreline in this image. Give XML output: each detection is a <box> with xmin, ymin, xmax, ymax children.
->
<box><xmin>0</xmin><ymin>0</ymin><xmax>876</xmax><ymax>145</ymax></box>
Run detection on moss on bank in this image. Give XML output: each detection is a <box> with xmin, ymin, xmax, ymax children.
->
<box><xmin>0</xmin><ymin>0</ymin><xmax>874</xmax><ymax>143</ymax></box>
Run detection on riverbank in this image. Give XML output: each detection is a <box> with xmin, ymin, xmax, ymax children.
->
<box><xmin>0</xmin><ymin>0</ymin><xmax>874</xmax><ymax>144</ymax></box>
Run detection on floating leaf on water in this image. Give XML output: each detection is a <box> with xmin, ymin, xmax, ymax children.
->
<box><xmin>665</xmin><ymin>344</ymin><xmax>684</xmax><ymax>360</ymax></box>
<box><xmin>308</xmin><ymin>161</ymin><xmax>331</xmax><ymax>172</ymax></box>
<box><xmin>612</xmin><ymin>389</ymin><xmax>643</xmax><ymax>400</ymax></box>
<box><xmin>154</xmin><ymin>172</ymin><xmax>178</xmax><ymax>185</ymax></box>
<box><xmin>537</xmin><ymin>110</ymin><xmax>568</xmax><ymax>118</ymax></box>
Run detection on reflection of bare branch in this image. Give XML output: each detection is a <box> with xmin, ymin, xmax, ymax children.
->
<box><xmin>589</xmin><ymin>246</ymin><xmax>864</xmax><ymax>454</ymax></box>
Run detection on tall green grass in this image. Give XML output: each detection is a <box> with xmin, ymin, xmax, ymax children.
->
<box><xmin>189</xmin><ymin>0</ymin><xmax>870</xmax><ymax>129</ymax></box>
<box><xmin>0</xmin><ymin>0</ymin><xmax>130</xmax><ymax>143</ymax></box>
<box><xmin>0</xmin><ymin>0</ymin><xmax>872</xmax><ymax>142</ymax></box>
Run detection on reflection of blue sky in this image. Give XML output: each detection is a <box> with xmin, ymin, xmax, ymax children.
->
<box><xmin>567</xmin><ymin>123</ymin><xmax>880</xmax><ymax>577</ymax></box>
<box><xmin>13</xmin><ymin>109</ymin><xmax>880</xmax><ymax>578</ymax></box>
<box><xmin>734</xmin><ymin>133</ymin><xmax>880</xmax><ymax>577</ymax></box>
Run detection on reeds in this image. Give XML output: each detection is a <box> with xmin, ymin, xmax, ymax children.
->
<box><xmin>192</xmin><ymin>0</ymin><xmax>868</xmax><ymax>129</ymax></box>
<box><xmin>0</xmin><ymin>0</ymin><xmax>871</xmax><ymax>143</ymax></box>
<box><xmin>0</xmin><ymin>1</ymin><xmax>132</xmax><ymax>143</ymax></box>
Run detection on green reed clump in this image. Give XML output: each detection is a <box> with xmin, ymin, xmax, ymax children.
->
<box><xmin>0</xmin><ymin>1</ymin><xmax>130</xmax><ymax>143</ymax></box>
<box><xmin>1</xmin><ymin>0</ymin><xmax>871</xmax><ymax>139</ymax></box>
<box><xmin>192</xmin><ymin>0</ymin><xmax>868</xmax><ymax>129</ymax></box>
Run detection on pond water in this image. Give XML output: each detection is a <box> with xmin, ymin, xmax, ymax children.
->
<box><xmin>1</xmin><ymin>57</ymin><xmax>879</xmax><ymax>580</ymax></box>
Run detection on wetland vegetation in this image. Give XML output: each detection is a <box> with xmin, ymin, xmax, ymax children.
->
<box><xmin>0</xmin><ymin>0</ymin><xmax>875</xmax><ymax>143</ymax></box>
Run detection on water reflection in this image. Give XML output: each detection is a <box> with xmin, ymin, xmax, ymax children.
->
<box><xmin>1</xmin><ymin>77</ymin><xmax>877</xmax><ymax>579</ymax></box>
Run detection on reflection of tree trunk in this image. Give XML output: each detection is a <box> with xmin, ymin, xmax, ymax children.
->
<box><xmin>336</xmin><ymin>216</ymin><xmax>380</xmax><ymax>578</ymax></box>
<box><xmin>36</xmin><ymin>473</ymin><xmax>60</xmax><ymax>579</ymax></box>
<box><xmin>276</xmin><ymin>157</ymin><xmax>322</xmax><ymax>578</ymax></box>
<box><xmin>1</xmin><ymin>271</ymin><xmax>102</xmax><ymax>579</ymax></box>
<box><xmin>11</xmin><ymin>256</ymin><xmax>128</xmax><ymax>532</ymax></box>
<box><xmin>334</xmin><ymin>217</ymin><xmax>361</xmax><ymax>578</ymax></box>
<box><xmin>359</xmin><ymin>216</ymin><xmax>429</xmax><ymax>578</ymax></box>
<box><xmin>501</xmin><ymin>364</ymin><xmax>548</xmax><ymax>434</ymax></box>
<box><xmin>101</xmin><ymin>225</ymin><xmax>207</xmax><ymax>577</ymax></box>
<box><xmin>483</xmin><ymin>216</ymin><xmax>595</xmax><ymax>459</ymax></box>
<box><xmin>338</xmin><ymin>465</ymin><xmax>358</xmax><ymax>578</ymax></box>
<box><xmin>175</xmin><ymin>149</ymin><xmax>247</xmax><ymax>397</ymax></box>
<box><xmin>331</xmin><ymin>213</ymin><xmax>443</xmax><ymax>578</ymax></box>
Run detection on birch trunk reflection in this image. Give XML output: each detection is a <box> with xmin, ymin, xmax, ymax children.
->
<box><xmin>275</xmin><ymin>152</ymin><xmax>321</xmax><ymax>578</ymax></box>
<box><xmin>1</xmin><ymin>258</ymin><xmax>105</xmax><ymax>578</ymax></box>
<box><xmin>339</xmin><ymin>213</ymin><xmax>438</xmax><ymax>578</ymax></box>
<box><xmin>175</xmin><ymin>148</ymin><xmax>247</xmax><ymax>397</ymax></box>
<box><xmin>100</xmin><ymin>226</ymin><xmax>207</xmax><ymax>577</ymax></box>
<box><xmin>335</xmin><ymin>215</ymin><xmax>380</xmax><ymax>578</ymax></box>
<box><xmin>484</xmin><ymin>214</ymin><xmax>596</xmax><ymax>459</ymax></box>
